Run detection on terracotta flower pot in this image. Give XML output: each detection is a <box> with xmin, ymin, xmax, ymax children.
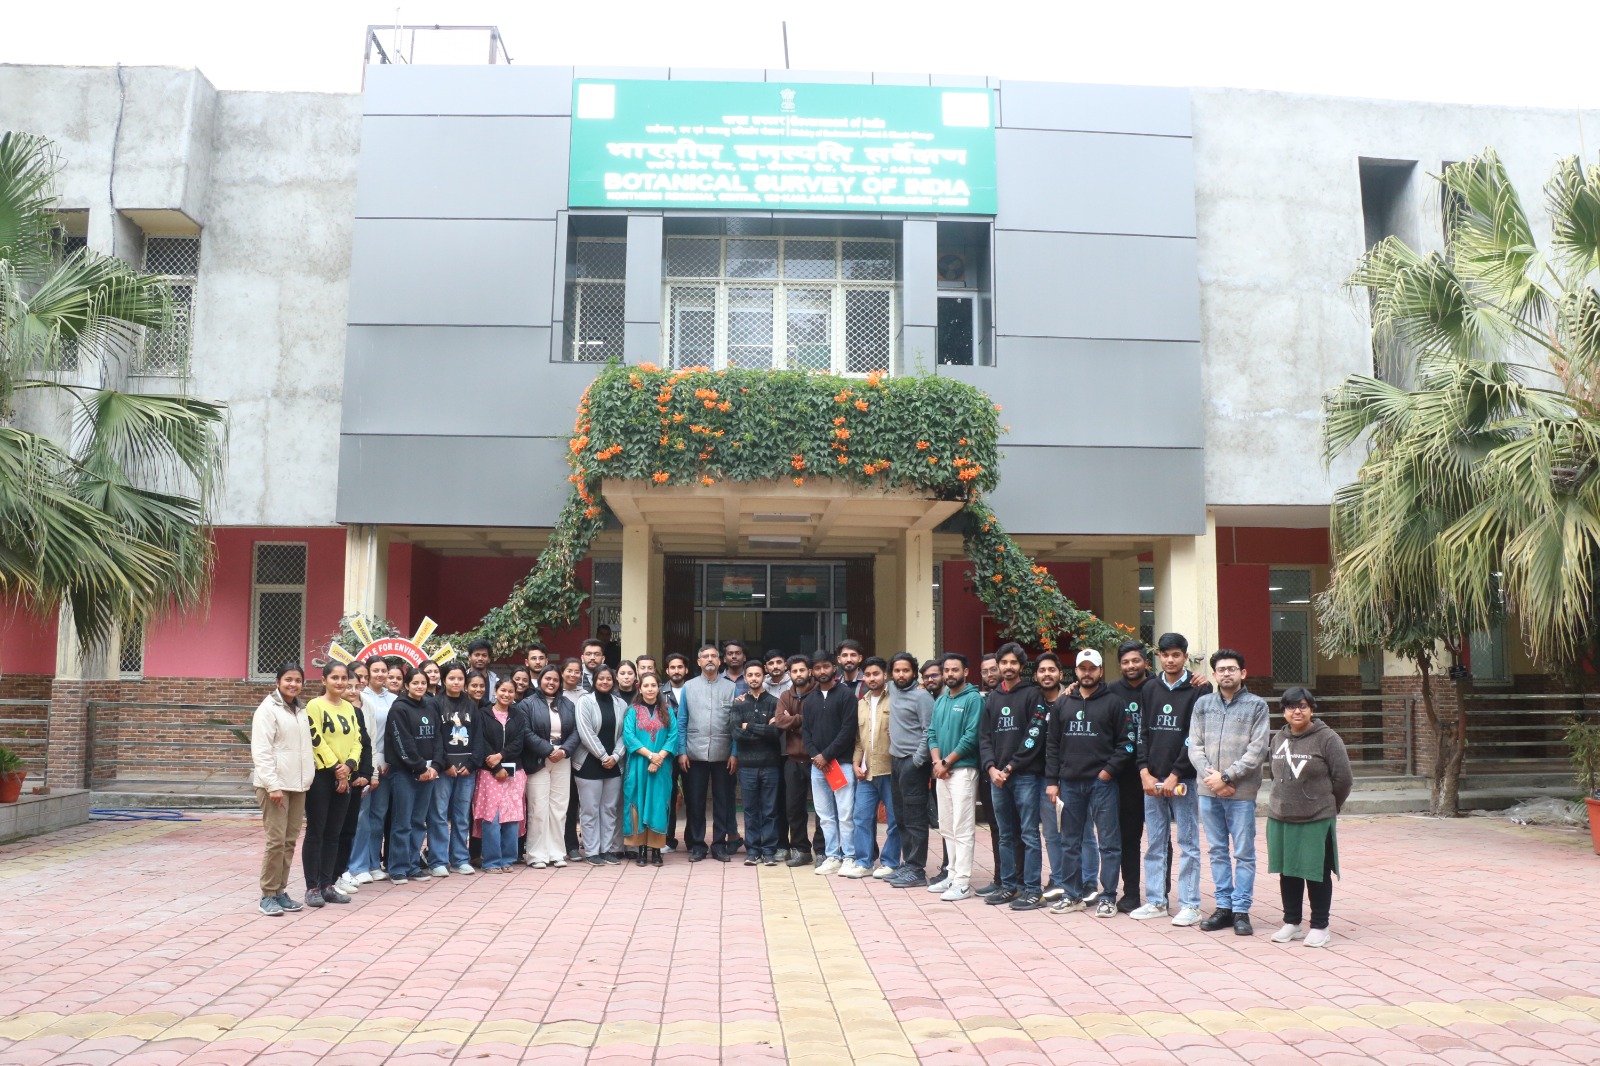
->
<box><xmin>1587</xmin><ymin>796</ymin><xmax>1600</xmax><ymax>856</ymax></box>
<box><xmin>0</xmin><ymin>771</ymin><xmax>24</xmax><ymax>804</ymax></box>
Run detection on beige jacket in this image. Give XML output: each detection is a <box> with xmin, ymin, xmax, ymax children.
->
<box><xmin>251</xmin><ymin>689</ymin><xmax>315</xmax><ymax>792</ymax></box>
<box><xmin>853</xmin><ymin>691</ymin><xmax>894</xmax><ymax>780</ymax></box>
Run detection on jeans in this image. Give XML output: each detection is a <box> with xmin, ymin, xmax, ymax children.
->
<box><xmin>1143</xmin><ymin>786</ymin><xmax>1201</xmax><ymax>909</ymax></box>
<box><xmin>386</xmin><ymin>773</ymin><xmax>433</xmax><ymax>879</ymax></box>
<box><xmin>480</xmin><ymin>813</ymin><xmax>520</xmax><ymax>870</ymax></box>
<box><xmin>431</xmin><ymin>772</ymin><xmax>476</xmax><ymax>868</ymax></box>
<box><xmin>739</xmin><ymin>765</ymin><xmax>780</xmax><ymax>858</ymax></box>
<box><xmin>852</xmin><ymin>772</ymin><xmax>900</xmax><ymax>870</ymax></box>
<box><xmin>1058</xmin><ymin>777</ymin><xmax>1120</xmax><ymax>903</ymax></box>
<box><xmin>781</xmin><ymin>760</ymin><xmax>812</xmax><ymax>854</ymax></box>
<box><xmin>349</xmin><ymin>774</ymin><xmax>392</xmax><ymax>876</ymax></box>
<box><xmin>1082</xmin><ymin>820</ymin><xmax>1101</xmax><ymax>891</ymax></box>
<box><xmin>684</xmin><ymin>759</ymin><xmax>737</xmax><ymax>855</ymax></box>
<box><xmin>1040</xmin><ymin>785</ymin><xmax>1065</xmax><ymax>891</ymax></box>
<box><xmin>992</xmin><ymin>772</ymin><xmax>1043</xmax><ymax>894</ymax></box>
<box><xmin>888</xmin><ymin>755</ymin><xmax>931</xmax><ymax>877</ymax></box>
<box><xmin>1200</xmin><ymin>795</ymin><xmax>1258</xmax><ymax>912</ymax></box>
<box><xmin>810</xmin><ymin>762</ymin><xmax>857</xmax><ymax>861</ymax></box>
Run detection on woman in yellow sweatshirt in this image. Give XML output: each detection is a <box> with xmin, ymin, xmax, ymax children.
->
<box><xmin>303</xmin><ymin>662</ymin><xmax>366</xmax><ymax>908</ymax></box>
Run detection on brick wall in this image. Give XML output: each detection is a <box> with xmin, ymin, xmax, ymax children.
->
<box><xmin>85</xmin><ymin>677</ymin><xmax>265</xmax><ymax>787</ymax></box>
<box><xmin>0</xmin><ymin>674</ymin><xmax>52</xmax><ymax>779</ymax></box>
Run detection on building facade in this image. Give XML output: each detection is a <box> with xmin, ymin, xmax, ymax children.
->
<box><xmin>1</xmin><ymin>60</ymin><xmax>1590</xmax><ymax>787</ymax></box>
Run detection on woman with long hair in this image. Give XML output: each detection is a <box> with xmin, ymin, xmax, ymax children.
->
<box><xmin>622</xmin><ymin>672</ymin><xmax>679</xmax><ymax>867</ymax></box>
<box><xmin>615</xmin><ymin>660</ymin><xmax>640</xmax><ymax>705</ymax></box>
<box><xmin>302</xmin><ymin>662</ymin><xmax>366</xmax><ymax>907</ymax></box>
<box><xmin>428</xmin><ymin>662</ymin><xmax>481</xmax><ymax>876</ymax></box>
<box><xmin>520</xmin><ymin>665</ymin><xmax>578</xmax><ymax>868</ymax></box>
<box><xmin>559</xmin><ymin>656</ymin><xmax>586</xmax><ymax>861</ymax></box>
<box><xmin>510</xmin><ymin>667</ymin><xmax>533</xmax><ymax>703</ymax></box>
<box><xmin>466</xmin><ymin>670</ymin><xmax>490</xmax><ymax>708</ymax></box>
<box><xmin>475</xmin><ymin>677</ymin><xmax>529</xmax><ymax>871</ymax></box>
<box><xmin>423</xmin><ymin>660</ymin><xmax>442</xmax><ymax>697</ymax></box>
<box><xmin>574</xmin><ymin>664</ymin><xmax>627</xmax><ymax>865</ymax></box>
<box><xmin>250</xmin><ymin>664</ymin><xmax>312</xmax><ymax>916</ymax></box>
<box><xmin>385</xmin><ymin>666</ymin><xmax>442</xmax><ymax>884</ymax></box>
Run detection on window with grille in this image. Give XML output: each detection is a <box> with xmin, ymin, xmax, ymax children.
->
<box><xmin>1138</xmin><ymin>567</ymin><xmax>1156</xmax><ymax>646</ymax></box>
<box><xmin>139</xmin><ymin>236</ymin><xmax>200</xmax><ymax>374</ymax></box>
<box><xmin>562</xmin><ymin>237</ymin><xmax>626</xmax><ymax>362</ymax></box>
<box><xmin>1468</xmin><ymin>574</ymin><xmax>1509</xmax><ymax>684</ymax></box>
<box><xmin>663</xmin><ymin>236</ymin><xmax>897</xmax><ymax>374</ymax></box>
<box><xmin>1269</xmin><ymin>568</ymin><xmax>1313</xmax><ymax>686</ymax></box>
<box><xmin>250</xmin><ymin>543</ymin><xmax>307</xmax><ymax>680</ymax></box>
<box><xmin>119</xmin><ymin>618</ymin><xmax>145</xmax><ymax>678</ymax></box>
<box><xmin>56</xmin><ymin>232</ymin><xmax>89</xmax><ymax>371</ymax></box>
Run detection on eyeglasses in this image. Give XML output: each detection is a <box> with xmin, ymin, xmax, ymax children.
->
<box><xmin>1213</xmin><ymin>666</ymin><xmax>1242</xmax><ymax>674</ymax></box>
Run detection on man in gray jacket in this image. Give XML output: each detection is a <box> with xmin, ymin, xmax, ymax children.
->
<box><xmin>677</xmin><ymin>644</ymin><xmax>739</xmax><ymax>862</ymax></box>
<box><xmin>1187</xmin><ymin>648</ymin><xmax>1271</xmax><ymax>937</ymax></box>
<box><xmin>885</xmin><ymin>653</ymin><xmax>935</xmax><ymax>888</ymax></box>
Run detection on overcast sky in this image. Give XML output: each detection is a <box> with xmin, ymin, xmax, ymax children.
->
<box><xmin>6</xmin><ymin>0</ymin><xmax>1600</xmax><ymax>112</ymax></box>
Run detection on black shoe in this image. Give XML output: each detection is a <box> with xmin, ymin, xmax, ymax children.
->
<box><xmin>763</xmin><ymin>855</ymin><xmax>779</xmax><ymax>867</ymax></box>
<box><xmin>586</xmin><ymin>855</ymin><xmax>607</xmax><ymax>866</ymax></box>
<box><xmin>714</xmin><ymin>848</ymin><xmax>732</xmax><ymax>862</ymax></box>
<box><xmin>689</xmin><ymin>848</ymin><xmax>708</xmax><ymax>862</ymax></box>
<box><xmin>567</xmin><ymin>848</ymin><xmax>583</xmax><ymax>862</ymax></box>
<box><xmin>1233</xmin><ymin>912</ymin><xmax>1254</xmax><ymax>937</ymax></box>
<box><xmin>975</xmin><ymin>881</ymin><xmax>1002</xmax><ymax>897</ymax></box>
<box><xmin>1116</xmin><ymin>895</ymin><xmax>1139</xmax><ymax>914</ymax></box>
<box><xmin>602</xmin><ymin>853</ymin><xmax>621</xmax><ymax>865</ymax></box>
<box><xmin>1010</xmin><ymin>892</ymin><xmax>1045</xmax><ymax>911</ymax></box>
<box><xmin>636</xmin><ymin>850</ymin><xmax>649</xmax><ymax>867</ymax></box>
<box><xmin>1198</xmin><ymin>909</ymin><xmax>1235</xmax><ymax>932</ymax></box>
<box><xmin>785</xmin><ymin>851</ymin><xmax>813</xmax><ymax>868</ymax></box>
<box><xmin>303</xmin><ymin>888</ymin><xmax>325</xmax><ymax>909</ymax></box>
<box><xmin>650</xmin><ymin>848</ymin><xmax>663</xmax><ymax>867</ymax></box>
<box><xmin>320</xmin><ymin>885</ymin><xmax>351</xmax><ymax>904</ymax></box>
<box><xmin>744</xmin><ymin>856</ymin><xmax>759</xmax><ymax>867</ymax></box>
<box><xmin>984</xmin><ymin>888</ymin><xmax>1020</xmax><ymax>906</ymax></box>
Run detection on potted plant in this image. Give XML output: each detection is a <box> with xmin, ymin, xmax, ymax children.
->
<box><xmin>0</xmin><ymin>746</ymin><xmax>24</xmax><ymax>803</ymax></box>
<box><xmin>1566</xmin><ymin>716</ymin><xmax>1600</xmax><ymax>854</ymax></box>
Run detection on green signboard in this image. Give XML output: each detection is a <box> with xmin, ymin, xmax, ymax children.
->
<box><xmin>568</xmin><ymin>79</ymin><xmax>998</xmax><ymax>214</ymax></box>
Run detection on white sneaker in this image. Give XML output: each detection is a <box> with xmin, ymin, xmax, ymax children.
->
<box><xmin>940</xmin><ymin>883</ymin><xmax>973</xmax><ymax>902</ymax></box>
<box><xmin>1129</xmin><ymin>902</ymin><xmax>1167</xmax><ymax>921</ymax></box>
<box><xmin>926</xmin><ymin>876</ymin><xmax>951</xmax><ymax>894</ymax></box>
<box><xmin>872</xmin><ymin>865</ymin><xmax>895</xmax><ymax>879</ymax></box>
<box><xmin>1271</xmin><ymin>923</ymin><xmax>1306</xmax><ymax>944</ymax></box>
<box><xmin>334</xmin><ymin>874</ymin><xmax>360</xmax><ymax>895</ymax></box>
<box><xmin>814</xmin><ymin>857</ymin><xmax>843</xmax><ymax>876</ymax></box>
<box><xmin>1304</xmin><ymin>928</ymin><xmax>1331</xmax><ymax>949</ymax></box>
<box><xmin>551</xmin><ymin>858</ymin><xmax>568</xmax><ymax>869</ymax></box>
<box><xmin>839</xmin><ymin>861</ymin><xmax>869</xmax><ymax>879</ymax></box>
<box><xmin>1171</xmin><ymin>906</ymin><xmax>1202</xmax><ymax>927</ymax></box>
<box><xmin>430</xmin><ymin>865</ymin><xmax>449</xmax><ymax>878</ymax></box>
<box><xmin>352</xmin><ymin>871</ymin><xmax>374</xmax><ymax>886</ymax></box>
<box><xmin>453</xmin><ymin>864</ymin><xmax>475</xmax><ymax>875</ymax></box>
<box><xmin>368</xmin><ymin>869</ymin><xmax>389</xmax><ymax>883</ymax></box>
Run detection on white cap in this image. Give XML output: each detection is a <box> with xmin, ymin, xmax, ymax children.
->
<box><xmin>1075</xmin><ymin>648</ymin><xmax>1103</xmax><ymax>667</ymax></box>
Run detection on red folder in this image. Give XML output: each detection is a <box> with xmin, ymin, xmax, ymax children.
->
<box><xmin>824</xmin><ymin>759</ymin><xmax>848</xmax><ymax>791</ymax></box>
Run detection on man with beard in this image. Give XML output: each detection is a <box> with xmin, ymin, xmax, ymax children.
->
<box><xmin>660</xmin><ymin>652</ymin><xmax>692</xmax><ymax>853</ymax></box>
<box><xmin>722</xmin><ymin>640</ymin><xmax>751</xmax><ymax>696</ymax></box>
<box><xmin>1104</xmin><ymin>639</ymin><xmax>1155</xmax><ymax>912</ymax></box>
<box><xmin>1046</xmin><ymin>649</ymin><xmax>1127</xmax><ymax>918</ymax></box>
<box><xmin>977</xmin><ymin>642</ymin><xmax>1041</xmax><ymax>908</ymax></box>
<box><xmin>771</xmin><ymin>655</ymin><xmax>816</xmax><ymax>867</ymax></box>
<box><xmin>803</xmin><ymin>650</ymin><xmax>860</xmax><ymax>875</ymax></box>
<box><xmin>885</xmin><ymin>653</ymin><xmax>934</xmax><ymax>888</ymax></box>
<box><xmin>835</xmin><ymin>639</ymin><xmax>866</xmax><ymax>697</ymax></box>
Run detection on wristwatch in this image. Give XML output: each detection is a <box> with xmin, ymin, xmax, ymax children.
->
<box><xmin>1220</xmin><ymin>772</ymin><xmax>1233</xmax><ymax>786</ymax></box>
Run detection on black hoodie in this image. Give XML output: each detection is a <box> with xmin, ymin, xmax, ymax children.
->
<box><xmin>1045</xmin><ymin>683</ymin><xmax>1129</xmax><ymax>783</ymax></box>
<box><xmin>432</xmin><ymin>692</ymin><xmax>483</xmax><ymax>772</ymax></box>
<box><xmin>1137</xmin><ymin>672</ymin><xmax>1212</xmax><ymax>780</ymax></box>
<box><xmin>386</xmin><ymin>694</ymin><xmax>443</xmax><ymax>778</ymax></box>
<box><xmin>979</xmin><ymin>680</ymin><xmax>1045</xmax><ymax>776</ymax></box>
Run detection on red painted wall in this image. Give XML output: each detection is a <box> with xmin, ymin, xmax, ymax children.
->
<box><xmin>386</xmin><ymin>542</ymin><xmax>416</xmax><ymax>633</ymax></box>
<box><xmin>143</xmin><ymin>527</ymin><xmax>347</xmax><ymax>679</ymax></box>
<box><xmin>941</xmin><ymin>559</ymin><xmax>1091</xmax><ymax>664</ymax></box>
<box><xmin>0</xmin><ymin>599</ymin><xmax>57</xmax><ymax>675</ymax></box>
<box><xmin>1217</xmin><ymin>564</ymin><xmax>1272</xmax><ymax>672</ymax></box>
<box><xmin>386</xmin><ymin>550</ymin><xmax>593</xmax><ymax>658</ymax></box>
<box><xmin>1219</xmin><ymin>527</ymin><xmax>1330</xmax><ymax>566</ymax></box>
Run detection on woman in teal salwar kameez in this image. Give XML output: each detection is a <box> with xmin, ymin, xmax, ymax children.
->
<box><xmin>622</xmin><ymin>673</ymin><xmax>679</xmax><ymax>866</ymax></box>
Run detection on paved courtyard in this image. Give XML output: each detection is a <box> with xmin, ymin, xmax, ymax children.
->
<box><xmin>0</xmin><ymin>811</ymin><xmax>1597</xmax><ymax>1065</ymax></box>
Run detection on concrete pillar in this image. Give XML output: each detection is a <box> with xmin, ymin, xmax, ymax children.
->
<box><xmin>899</xmin><ymin>219</ymin><xmax>937</xmax><ymax>372</ymax></box>
<box><xmin>1098</xmin><ymin>555</ymin><xmax>1143</xmax><ymax>633</ymax></box>
<box><xmin>620</xmin><ymin>522</ymin><xmax>660</xmax><ymax>663</ymax></box>
<box><xmin>1153</xmin><ymin>508</ymin><xmax>1219</xmax><ymax>661</ymax></box>
<box><xmin>873</xmin><ymin>548</ymin><xmax>903</xmax><ymax>659</ymax></box>
<box><xmin>343</xmin><ymin>525</ymin><xmax>389</xmax><ymax>620</ymax></box>
<box><xmin>623</xmin><ymin>214</ymin><xmax>665</xmax><ymax>364</ymax></box>
<box><xmin>899</xmin><ymin>529</ymin><xmax>936</xmax><ymax>664</ymax></box>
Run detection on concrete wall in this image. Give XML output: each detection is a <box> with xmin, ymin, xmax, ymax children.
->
<box><xmin>1191</xmin><ymin>88</ymin><xmax>1600</xmax><ymax>508</ymax></box>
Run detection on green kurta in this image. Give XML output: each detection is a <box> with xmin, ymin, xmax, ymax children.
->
<box><xmin>1267</xmin><ymin>816</ymin><xmax>1339</xmax><ymax>881</ymax></box>
<box><xmin>621</xmin><ymin>704</ymin><xmax>680</xmax><ymax>838</ymax></box>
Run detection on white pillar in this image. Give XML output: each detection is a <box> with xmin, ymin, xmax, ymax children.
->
<box><xmin>900</xmin><ymin>528</ymin><xmax>936</xmax><ymax>664</ymax></box>
<box><xmin>343</xmin><ymin>524</ymin><xmax>389</xmax><ymax>619</ymax></box>
<box><xmin>621</xmin><ymin>522</ymin><xmax>659</xmax><ymax>663</ymax></box>
<box><xmin>1153</xmin><ymin>508</ymin><xmax>1220</xmax><ymax>660</ymax></box>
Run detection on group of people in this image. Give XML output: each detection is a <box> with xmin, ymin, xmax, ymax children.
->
<box><xmin>249</xmin><ymin>630</ymin><xmax>1353</xmax><ymax>948</ymax></box>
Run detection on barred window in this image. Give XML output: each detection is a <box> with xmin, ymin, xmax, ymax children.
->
<box><xmin>664</xmin><ymin>236</ymin><xmax>897</xmax><ymax>374</ymax></box>
<box><xmin>119</xmin><ymin>617</ymin><xmax>145</xmax><ymax>678</ymax></box>
<box><xmin>57</xmin><ymin>232</ymin><xmax>88</xmax><ymax>371</ymax></box>
<box><xmin>139</xmin><ymin>236</ymin><xmax>200</xmax><ymax>374</ymax></box>
<box><xmin>1269</xmin><ymin>568</ymin><xmax>1314</xmax><ymax>686</ymax></box>
<box><xmin>562</xmin><ymin>237</ymin><xmax>626</xmax><ymax>362</ymax></box>
<box><xmin>250</xmin><ymin>543</ymin><xmax>307</xmax><ymax>680</ymax></box>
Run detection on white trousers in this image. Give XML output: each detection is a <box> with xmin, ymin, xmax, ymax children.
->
<box><xmin>524</xmin><ymin>758</ymin><xmax>572</xmax><ymax>863</ymax></box>
<box><xmin>936</xmin><ymin>766</ymin><xmax>978</xmax><ymax>889</ymax></box>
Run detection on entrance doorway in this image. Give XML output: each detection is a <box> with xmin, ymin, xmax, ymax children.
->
<box><xmin>692</xmin><ymin>561</ymin><xmax>846</xmax><ymax>658</ymax></box>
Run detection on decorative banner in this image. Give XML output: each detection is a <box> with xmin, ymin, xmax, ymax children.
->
<box><xmin>569</xmin><ymin>79</ymin><xmax>998</xmax><ymax>214</ymax></box>
<box><xmin>332</xmin><ymin>615</ymin><xmax>455</xmax><ymax>669</ymax></box>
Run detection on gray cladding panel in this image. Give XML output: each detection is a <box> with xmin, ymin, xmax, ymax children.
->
<box><xmin>338</xmin><ymin>434</ymin><xmax>572</xmax><ymax>525</ymax></box>
<box><xmin>944</xmin><ymin>338</ymin><xmax>1203</xmax><ymax>448</ymax></box>
<box><xmin>355</xmin><ymin>116</ymin><xmax>570</xmax><ymax>220</ymax></box>
<box><xmin>998</xmin><ymin>80</ymin><xmax>1191</xmax><ymax>136</ymax></box>
<box><xmin>993</xmin><ymin>230</ymin><xmax>1199</xmax><ymax>341</ymax></box>
<box><xmin>347</xmin><ymin>219</ymin><xmax>556</xmax><ymax>326</ymax></box>
<box><xmin>362</xmin><ymin>64</ymin><xmax>574</xmax><ymax>116</ymax></box>
<box><xmin>984</xmin><ymin>445</ymin><xmax>1206</xmax><ymax>535</ymax></box>
<box><xmin>340</xmin><ymin>326</ymin><xmax>600</xmax><ymax>435</ymax></box>
<box><xmin>995</xmin><ymin>129</ymin><xmax>1196</xmax><ymax>237</ymax></box>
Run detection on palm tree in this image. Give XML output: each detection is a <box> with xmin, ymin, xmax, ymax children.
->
<box><xmin>0</xmin><ymin>131</ymin><xmax>227</xmax><ymax>651</ymax></box>
<box><xmin>1322</xmin><ymin>149</ymin><xmax>1600</xmax><ymax>814</ymax></box>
